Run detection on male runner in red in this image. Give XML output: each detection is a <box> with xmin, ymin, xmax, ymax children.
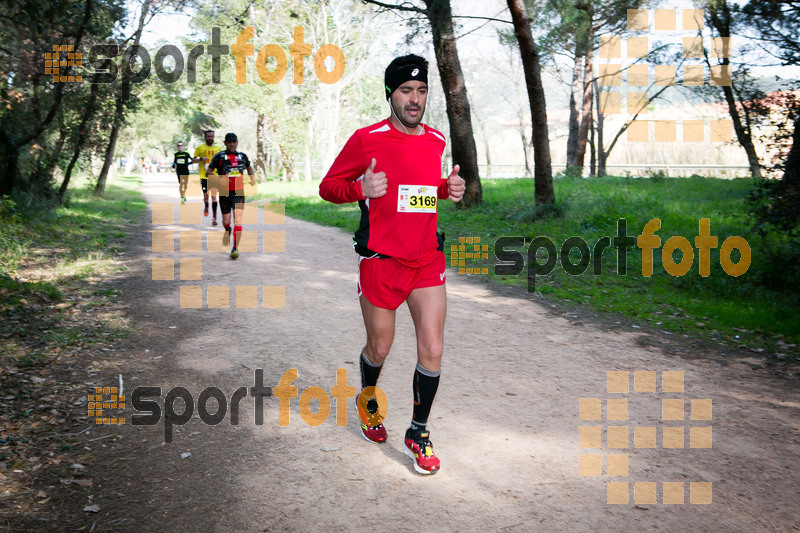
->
<box><xmin>207</xmin><ymin>132</ymin><xmax>256</xmax><ymax>260</ymax></box>
<box><xmin>319</xmin><ymin>54</ymin><xmax>465</xmax><ymax>475</ymax></box>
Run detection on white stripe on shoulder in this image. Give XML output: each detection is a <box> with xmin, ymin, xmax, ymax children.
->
<box><xmin>368</xmin><ymin>124</ymin><xmax>391</xmax><ymax>134</ymax></box>
<box><xmin>429</xmin><ymin>130</ymin><xmax>446</xmax><ymax>142</ymax></box>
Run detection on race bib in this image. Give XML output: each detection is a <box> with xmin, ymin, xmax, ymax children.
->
<box><xmin>397</xmin><ymin>185</ymin><xmax>437</xmax><ymax>213</ymax></box>
<box><xmin>228</xmin><ymin>154</ymin><xmax>243</xmax><ymax>176</ymax></box>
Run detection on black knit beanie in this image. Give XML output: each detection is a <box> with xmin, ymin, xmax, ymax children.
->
<box><xmin>384</xmin><ymin>54</ymin><xmax>428</xmax><ymax>101</ymax></box>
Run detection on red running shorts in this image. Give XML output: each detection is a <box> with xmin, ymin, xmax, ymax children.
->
<box><xmin>357</xmin><ymin>252</ymin><xmax>446</xmax><ymax>310</ymax></box>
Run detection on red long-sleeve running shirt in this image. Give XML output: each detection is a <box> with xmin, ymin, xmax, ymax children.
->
<box><xmin>319</xmin><ymin>119</ymin><xmax>449</xmax><ymax>267</ymax></box>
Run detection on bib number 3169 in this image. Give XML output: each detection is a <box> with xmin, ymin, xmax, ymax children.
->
<box><xmin>398</xmin><ymin>185</ymin><xmax>437</xmax><ymax>213</ymax></box>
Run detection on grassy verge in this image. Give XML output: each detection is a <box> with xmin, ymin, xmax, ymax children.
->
<box><xmin>1</xmin><ymin>175</ymin><xmax>145</xmax><ymax>364</ymax></box>
<box><xmin>1</xmin><ymin>176</ymin><xmax>145</xmax><ymax>274</ymax></box>
<box><xmin>258</xmin><ymin>176</ymin><xmax>799</xmax><ymax>358</ymax></box>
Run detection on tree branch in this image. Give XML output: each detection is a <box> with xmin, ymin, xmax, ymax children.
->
<box><xmin>604</xmin><ymin>84</ymin><xmax>670</xmax><ymax>156</ymax></box>
<box><xmin>362</xmin><ymin>0</ymin><xmax>426</xmax><ymax>15</ymax></box>
<box><xmin>452</xmin><ymin>15</ymin><xmax>512</xmax><ymax>24</ymax></box>
<box><xmin>455</xmin><ymin>13</ymin><xmax>512</xmax><ymax>40</ymax></box>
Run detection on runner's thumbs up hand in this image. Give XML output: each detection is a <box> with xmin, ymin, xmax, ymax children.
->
<box><xmin>447</xmin><ymin>164</ymin><xmax>466</xmax><ymax>202</ymax></box>
<box><xmin>361</xmin><ymin>158</ymin><xmax>388</xmax><ymax>198</ymax></box>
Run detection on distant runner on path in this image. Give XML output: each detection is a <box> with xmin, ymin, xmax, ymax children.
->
<box><xmin>172</xmin><ymin>141</ymin><xmax>191</xmax><ymax>203</ymax></box>
<box><xmin>319</xmin><ymin>54</ymin><xmax>465</xmax><ymax>475</ymax></box>
<box><xmin>192</xmin><ymin>130</ymin><xmax>222</xmax><ymax>226</ymax></box>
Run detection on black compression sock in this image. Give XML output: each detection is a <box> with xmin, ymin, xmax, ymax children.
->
<box><xmin>411</xmin><ymin>362</ymin><xmax>440</xmax><ymax>431</ymax></box>
<box><xmin>212</xmin><ymin>201</ymin><xmax>218</xmax><ymax>216</ymax></box>
<box><xmin>360</xmin><ymin>351</ymin><xmax>383</xmax><ymax>390</ymax></box>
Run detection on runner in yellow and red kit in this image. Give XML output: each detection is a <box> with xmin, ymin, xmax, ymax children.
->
<box><xmin>207</xmin><ymin>132</ymin><xmax>256</xmax><ymax>260</ymax></box>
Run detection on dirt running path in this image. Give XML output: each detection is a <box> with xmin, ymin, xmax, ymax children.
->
<box><xmin>93</xmin><ymin>172</ymin><xmax>799</xmax><ymax>532</ymax></box>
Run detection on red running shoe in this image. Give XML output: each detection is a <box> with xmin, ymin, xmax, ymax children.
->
<box><xmin>203</xmin><ymin>206</ymin><xmax>209</xmax><ymax>217</ymax></box>
<box><xmin>403</xmin><ymin>428</ymin><xmax>440</xmax><ymax>475</ymax></box>
<box><xmin>355</xmin><ymin>391</ymin><xmax>387</xmax><ymax>443</ymax></box>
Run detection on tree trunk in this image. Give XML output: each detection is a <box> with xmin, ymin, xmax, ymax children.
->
<box><xmin>485</xmin><ymin>135</ymin><xmax>492</xmax><ymax>179</ymax></box>
<box><xmin>574</xmin><ymin>44</ymin><xmax>593</xmax><ymax>169</ymax></box>
<box><xmin>706</xmin><ymin>1</ymin><xmax>763</xmax><ymax>178</ymax></box>
<box><xmin>264</xmin><ymin>129</ymin><xmax>274</xmax><ymax>174</ymax></box>
<box><xmin>768</xmin><ymin>115</ymin><xmax>800</xmax><ymax>228</ymax></box>
<box><xmin>422</xmin><ymin>0</ymin><xmax>482</xmax><ymax>207</ymax></box>
<box><xmin>783</xmin><ymin>115</ymin><xmax>800</xmax><ymax>200</ymax></box>
<box><xmin>484</xmin><ymin>131</ymin><xmax>492</xmax><ymax>179</ymax></box>
<box><xmin>304</xmin><ymin>146</ymin><xmax>312</xmax><ymax>181</ymax></box>
<box><xmin>255</xmin><ymin>113</ymin><xmax>268</xmax><ymax>181</ymax></box>
<box><xmin>305</xmin><ymin>112</ymin><xmax>314</xmax><ymax>181</ymax></box>
<box><xmin>279</xmin><ymin>144</ymin><xmax>297</xmax><ymax>181</ymax></box>
<box><xmin>565</xmin><ymin>41</ymin><xmax>582</xmax><ymax>168</ymax></box>
<box><xmin>268</xmin><ymin>116</ymin><xmax>297</xmax><ymax>181</ymax></box>
<box><xmin>589</xmin><ymin>110</ymin><xmax>596</xmax><ymax>177</ymax></box>
<box><xmin>95</xmin><ymin>105</ymin><xmax>124</xmax><ymax>195</ymax></box>
<box><xmin>565</xmin><ymin>0</ymin><xmax>592</xmax><ymax>174</ymax></box>
<box><xmin>519</xmin><ymin>123</ymin><xmax>531</xmax><ymax>177</ymax></box>
<box><xmin>0</xmin><ymin>131</ymin><xmax>19</xmax><ymax>196</ymax></box>
<box><xmin>598</xmin><ymin>151</ymin><xmax>608</xmax><ymax>178</ymax></box>
<box><xmin>721</xmin><ymin>85</ymin><xmax>762</xmax><ymax>178</ymax></box>
<box><xmin>594</xmin><ymin>79</ymin><xmax>607</xmax><ymax>177</ymax></box>
<box><xmin>59</xmin><ymin>84</ymin><xmax>100</xmax><ymax>200</ymax></box>
<box><xmin>507</xmin><ymin>0</ymin><xmax>554</xmax><ymax>204</ymax></box>
<box><xmin>42</xmin><ymin>124</ymin><xmax>68</xmax><ymax>180</ymax></box>
<box><xmin>477</xmin><ymin>117</ymin><xmax>492</xmax><ymax>178</ymax></box>
<box><xmin>95</xmin><ymin>0</ymin><xmax>150</xmax><ymax>195</ymax></box>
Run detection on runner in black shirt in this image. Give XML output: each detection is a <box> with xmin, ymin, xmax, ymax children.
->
<box><xmin>172</xmin><ymin>141</ymin><xmax>191</xmax><ymax>203</ymax></box>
